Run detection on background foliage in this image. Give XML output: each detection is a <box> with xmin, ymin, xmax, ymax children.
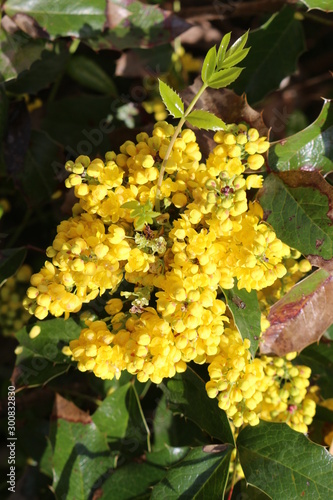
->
<box><xmin>1</xmin><ymin>1</ymin><xmax>333</xmax><ymax>499</ymax></box>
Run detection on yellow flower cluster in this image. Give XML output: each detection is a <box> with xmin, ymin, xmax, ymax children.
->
<box><xmin>1</xmin><ymin>265</ymin><xmax>32</xmax><ymax>335</ymax></box>
<box><xmin>206</xmin><ymin>334</ymin><xmax>315</xmax><ymax>432</ymax></box>
<box><xmin>24</xmin><ymin>118</ymin><xmax>315</xmax><ymax>433</ymax></box>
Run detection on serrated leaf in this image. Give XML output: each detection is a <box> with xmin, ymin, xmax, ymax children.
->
<box><xmin>4</xmin><ymin>0</ymin><xmax>107</xmax><ymax>39</ymax></box>
<box><xmin>151</xmin><ymin>445</ymin><xmax>233</xmax><ymax>500</ymax></box>
<box><xmin>67</xmin><ymin>55</ymin><xmax>118</xmax><ymax>96</ymax></box>
<box><xmin>238</xmin><ymin>421</ymin><xmax>333</xmax><ymax>499</ymax></box>
<box><xmin>258</xmin><ymin>171</ymin><xmax>333</xmax><ymax>260</ymax></box>
<box><xmin>260</xmin><ymin>269</ymin><xmax>333</xmax><ymax>356</ymax></box>
<box><xmin>0</xmin><ymin>247</ymin><xmax>26</xmax><ymax>285</ymax></box>
<box><xmin>50</xmin><ymin>394</ymin><xmax>116</xmax><ymax>500</ymax></box>
<box><xmin>232</xmin><ymin>6</ymin><xmax>305</xmax><ymax>104</ymax></box>
<box><xmin>299</xmin><ymin>0</ymin><xmax>333</xmax><ymax>10</ymax></box>
<box><xmin>269</xmin><ymin>100</ymin><xmax>333</xmax><ymax>174</ymax></box>
<box><xmin>223</xmin><ymin>285</ymin><xmax>261</xmax><ymax>357</ymax></box>
<box><xmin>207</xmin><ymin>67</ymin><xmax>243</xmax><ymax>89</ymax></box>
<box><xmin>158</xmin><ymin>79</ymin><xmax>184</xmax><ymax>118</ymax></box>
<box><xmin>201</xmin><ymin>45</ymin><xmax>217</xmax><ymax>83</ymax></box>
<box><xmin>161</xmin><ymin>366</ymin><xmax>235</xmax><ymax>445</ymax></box>
<box><xmin>217</xmin><ymin>32</ymin><xmax>231</xmax><ymax>69</ymax></box>
<box><xmin>186</xmin><ymin>110</ymin><xmax>226</xmax><ymax>131</ymax></box>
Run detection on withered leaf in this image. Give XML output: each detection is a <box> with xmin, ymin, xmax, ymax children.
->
<box><xmin>51</xmin><ymin>393</ymin><xmax>92</xmax><ymax>424</ymax></box>
<box><xmin>181</xmin><ymin>76</ymin><xmax>268</xmax><ymax>159</ymax></box>
<box><xmin>260</xmin><ymin>269</ymin><xmax>333</xmax><ymax>356</ymax></box>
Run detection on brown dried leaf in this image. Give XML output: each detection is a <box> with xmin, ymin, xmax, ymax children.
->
<box><xmin>202</xmin><ymin>444</ymin><xmax>230</xmax><ymax>454</ymax></box>
<box><xmin>260</xmin><ymin>269</ymin><xmax>333</xmax><ymax>356</ymax></box>
<box><xmin>1</xmin><ymin>14</ymin><xmax>19</xmax><ymax>34</ymax></box>
<box><xmin>51</xmin><ymin>393</ymin><xmax>92</xmax><ymax>424</ymax></box>
<box><xmin>181</xmin><ymin>76</ymin><xmax>268</xmax><ymax>158</ymax></box>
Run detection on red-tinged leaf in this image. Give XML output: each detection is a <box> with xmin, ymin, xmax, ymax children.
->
<box><xmin>181</xmin><ymin>76</ymin><xmax>268</xmax><ymax>159</ymax></box>
<box><xmin>260</xmin><ymin>269</ymin><xmax>333</xmax><ymax>356</ymax></box>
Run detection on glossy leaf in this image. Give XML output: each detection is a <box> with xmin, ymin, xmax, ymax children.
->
<box><xmin>299</xmin><ymin>0</ymin><xmax>333</xmax><ymax>10</ymax></box>
<box><xmin>207</xmin><ymin>67</ymin><xmax>243</xmax><ymax>89</ymax></box>
<box><xmin>101</xmin><ymin>447</ymin><xmax>189</xmax><ymax>499</ymax></box>
<box><xmin>260</xmin><ymin>269</ymin><xmax>333</xmax><ymax>356</ymax></box>
<box><xmin>269</xmin><ymin>100</ymin><xmax>333</xmax><ymax>174</ymax></box>
<box><xmin>232</xmin><ymin>6</ymin><xmax>305</xmax><ymax>104</ymax></box>
<box><xmin>0</xmin><ymin>247</ymin><xmax>26</xmax><ymax>285</ymax></box>
<box><xmin>50</xmin><ymin>394</ymin><xmax>116</xmax><ymax>500</ymax></box>
<box><xmin>93</xmin><ymin>383</ymin><xmax>149</xmax><ymax>454</ymax></box>
<box><xmin>258</xmin><ymin>171</ymin><xmax>333</xmax><ymax>260</ymax></box>
<box><xmin>4</xmin><ymin>0</ymin><xmax>107</xmax><ymax>39</ymax></box>
<box><xmin>201</xmin><ymin>45</ymin><xmax>217</xmax><ymax>83</ymax></box>
<box><xmin>15</xmin><ymin>318</ymin><xmax>81</xmax><ymax>363</ymax></box>
<box><xmin>161</xmin><ymin>366</ymin><xmax>235</xmax><ymax>445</ymax></box>
<box><xmin>158</xmin><ymin>80</ymin><xmax>184</xmax><ymax>119</ymax></box>
<box><xmin>67</xmin><ymin>55</ymin><xmax>118</xmax><ymax>96</ymax></box>
<box><xmin>238</xmin><ymin>421</ymin><xmax>333</xmax><ymax>499</ymax></box>
<box><xmin>186</xmin><ymin>110</ymin><xmax>226</xmax><ymax>131</ymax></box>
<box><xmin>223</xmin><ymin>285</ymin><xmax>261</xmax><ymax>357</ymax></box>
<box><xmin>151</xmin><ymin>445</ymin><xmax>232</xmax><ymax>499</ymax></box>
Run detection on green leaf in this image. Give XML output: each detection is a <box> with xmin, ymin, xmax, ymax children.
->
<box><xmin>151</xmin><ymin>445</ymin><xmax>233</xmax><ymax>499</ymax></box>
<box><xmin>225</xmin><ymin>30</ymin><xmax>249</xmax><ymax>59</ymax></box>
<box><xmin>15</xmin><ymin>318</ymin><xmax>81</xmax><ymax>363</ymax></box>
<box><xmin>5</xmin><ymin>43</ymin><xmax>69</xmax><ymax>94</ymax></box>
<box><xmin>232</xmin><ymin>6</ymin><xmax>305</xmax><ymax>104</ymax></box>
<box><xmin>50</xmin><ymin>395</ymin><xmax>116</xmax><ymax>500</ymax></box>
<box><xmin>223</xmin><ymin>285</ymin><xmax>261</xmax><ymax>357</ymax></box>
<box><xmin>101</xmin><ymin>447</ymin><xmax>189</xmax><ymax>499</ymax></box>
<box><xmin>121</xmin><ymin>201</ymin><xmax>140</xmax><ymax>210</ymax></box>
<box><xmin>93</xmin><ymin>383</ymin><xmax>149</xmax><ymax>453</ymax></box>
<box><xmin>221</xmin><ymin>47</ymin><xmax>250</xmax><ymax>69</ymax></box>
<box><xmin>18</xmin><ymin>130</ymin><xmax>59</xmax><ymax>206</ymax></box>
<box><xmin>161</xmin><ymin>366</ymin><xmax>235</xmax><ymax>445</ymax></box>
<box><xmin>201</xmin><ymin>45</ymin><xmax>217</xmax><ymax>83</ymax></box>
<box><xmin>0</xmin><ymin>30</ymin><xmax>44</xmax><ymax>83</ymax></box>
<box><xmin>67</xmin><ymin>55</ymin><xmax>118</xmax><ymax>96</ymax></box>
<box><xmin>0</xmin><ymin>247</ymin><xmax>26</xmax><ymax>285</ymax></box>
<box><xmin>4</xmin><ymin>0</ymin><xmax>107</xmax><ymax>39</ymax></box>
<box><xmin>158</xmin><ymin>79</ymin><xmax>184</xmax><ymax>118</ymax></box>
<box><xmin>232</xmin><ymin>479</ymin><xmax>271</xmax><ymax>499</ymax></box>
<box><xmin>217</xmin><ymin>32</ymin><xmax>231</xmax><ymax>69</ymax></box>
<box><xmin>237</xmin><ymin>421</ymin><xmax>333</xmax><ymax>499</ymax></box>
<box><xmin>269</xmin><ymin>100</ymin><xmax>333</xmax><ymax>174</ymax></box>
<box><xmin>258</xmin><ymin>172</ymin><xmax>333</xmax><ymax>259</ymax></box>
<box><xmin>12</xmin><ymin>344</ymin><xmax>71</xmax><ymax>388</ymax></box>
<box><xmin>207</xmin><ymin>67</ymin><xmax>243</xmax><ymax>89</ymax></box>
<box><xmin>299</xmin><ymin>0</ymin><xmax>333</xmax><ymax>10</ymax></box>
<box><xmin>186</xmin><ymin>110</ymin><xmax>226</xmax><ymax>131</ymax></box>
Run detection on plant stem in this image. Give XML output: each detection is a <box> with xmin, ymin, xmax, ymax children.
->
<box><xmin>155</xmin><ymin>82</ymin><xmax>207</xmax><ymax>212</ymax></box>
<box><xmin>227</xmin><ymin>448</ymin><xmax>239</xmax><ymax>500</ymax></box>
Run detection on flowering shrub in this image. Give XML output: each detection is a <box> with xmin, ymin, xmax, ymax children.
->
<box><xmin>1</xmin><ymin>2</ymin><xmax>333</xmax><ymax>499</ymax></box>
